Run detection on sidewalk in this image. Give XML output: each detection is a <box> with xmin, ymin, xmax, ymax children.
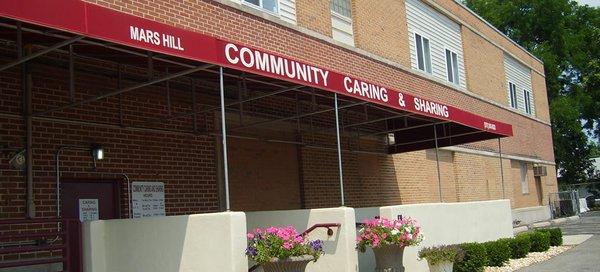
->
<box><xmin>517</xmin><ymin>211</ymin><xmax>600</xmax><ymax>272</ymax></box>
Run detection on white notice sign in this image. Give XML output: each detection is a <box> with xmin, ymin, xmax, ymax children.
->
<box><xmin>78</xmin><ymin>199</ymin><xmax>99</xmax><ymax>222</ymax></box>
<box><xmin>131</xmin><ymin>182</ymin><xmax>166</xmax><ymax>218</ymax></box>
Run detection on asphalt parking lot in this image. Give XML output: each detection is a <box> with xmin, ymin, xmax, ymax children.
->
<box><xmin>518</xmin><ymin>211</ymin><xmax>600</xmax><ymax>272</ymax></box>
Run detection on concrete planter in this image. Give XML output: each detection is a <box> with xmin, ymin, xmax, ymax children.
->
<box><xmin>262</xmin><ymin>256</ymin><xmax>314</xmax><ymax>272</ymax></box>
<box><xmin>427</xmin><ymin>260</ymin><xmax>454</xmax><ymax>272</ymax></box>
<box><xmin>372</xmin><ymin>245</ymin><xmax>405</xmax><ymax>272</ymax></box>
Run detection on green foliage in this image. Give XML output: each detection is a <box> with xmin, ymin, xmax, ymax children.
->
<box><xmin>464</xmin><ymin>0</ymin><xmax>600</xmax><ymax>184</ymax></box>
<box><xmin>509</xmin><ymin>234</ymin><xmax>532</xmax><ymax>259</ymax></box>
<box><xmin>453</xmin><ymin>243</ymin><xmax>488</xmax><ymax>272</ymax></box>
<box><xmin>539</xmin><ymin>228</ymin><xmax>563</xmax><ymax>246</ymax></box>
<box><xmin>418</xmin><ymin>245</ymin><xmax>465</xmax><ymax>266</ymax></box>
<box><xmin>551</xmin><ymin>97</ymin><xmax>593</xmax><ymax>183</ymax></box>
<box><xmin>529</xmin><ymin>231</ymin><xmax>551</xmax><ymax>252</ymax></box>
<box><xmin>483</xmin><ymin>239</ymin><xmax>512</xmax><ymax>267</ymax></box>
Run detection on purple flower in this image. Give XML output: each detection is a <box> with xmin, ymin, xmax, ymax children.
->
<box><xmin>309</xmin><ymin>240</ymin><xmax>323</xmax><ymax>252</ymax></box>
<box><xmin>246</xmin><ymin>246</ymin><xmax>258</xmax><ymax>257</ymax></box>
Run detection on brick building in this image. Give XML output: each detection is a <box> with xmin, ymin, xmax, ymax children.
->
<box><xmin>0</xmin><ymin>0</ymin><xmax>556</xmax><ymax>270</ymax></box>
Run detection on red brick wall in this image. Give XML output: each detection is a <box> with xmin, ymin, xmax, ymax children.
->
<box><xmin>0</xmin><ymin>0</ymin><xmax>557</xmax><ymax>222</ymax></box>
<box><xmin>80</xmin><ymin>0</ymin><xmax>554</xmax><ymax>163</ymax></box>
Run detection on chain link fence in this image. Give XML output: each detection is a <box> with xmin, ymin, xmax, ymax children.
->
<box><xmin>548</xmin><ymin>190</ymin><xmax>580</xmax><ymax>219</ymax></box>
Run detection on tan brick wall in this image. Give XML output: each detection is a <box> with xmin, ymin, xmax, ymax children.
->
<box><xmin>461</xmin><ymin>26</ymin><xmax>507</xmax><ymax>105</ymax></box>
<box><xmin>531</xmin><ymin>72</ymin><xmax>551</xmax><ymax>122</ymax></box>
<box><xmin>352</xmin><ymin>0</ymin><xmax>411</xmax><ymax>67</ymax></box>
<box><xmin>295</xmin><ymin>0</ymin><xmax>332</xmax><ymax>37</ymax></box>
<box><xmin>510</xmin><ymin>160</ymin><xmax>543</xmax><ymax>208</ymax></box>
<box><xmin>393</xmin><ymin>150</ymin><xmax>440</xmax><ymax>204</ymax></box>
<box><xmin>300</xmin><ymin>135</ymin><xmax>402</xmax><ymax>208</ymax></box>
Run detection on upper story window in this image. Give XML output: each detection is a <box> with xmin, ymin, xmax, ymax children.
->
<box><xmin>509</xmin><ymin>82</ymin><xmax>518</xmax><ymax>109</ymax></box>
<box><xmin>445</xmin><ymin>49</ymin><xmax>459</xmax><ymax>84</ymax></box>
<box><xmin>405</xmin><ymin>0</ymin><xmax>466</xmax><ymax>89</ymax></box>
<box><xmin>523</xmin><ymin>90</ymin><xmax>531</xmax><ymax>114</ymax></box>
<box><xmin>504</xmin><ymin>55</ymin><xmax>534</xmax><ymax>116</ymax></box>
<box><xmin>415</xmin><ymin>33</ymin><xmax>432</xmax><ymax>74</ymax></box>
<box><xmin>330</xmin><ymin>0</ymin><xmax>354</xmax><ymax>46</ymax></box>
<box><xmin>524</xmin><ymin>89</ymin><xmax>532</xmax><ymax>115</ymax></box>
<box><xmin>331</xmin><ymin>0</ymin><xmax>352</xmax><ymax>17</ymax></box>
<box><xmin>237</xmin><ymin>0</ymin><xmax>297</xmax><ymax>24</ymax></box>
<box><xmin>243</xmin><ymin>0</ymin><xmax>278</xmax><ymax>14</ymax></box>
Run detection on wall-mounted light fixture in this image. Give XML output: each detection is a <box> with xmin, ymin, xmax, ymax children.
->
<box><xmin>90</xmin><ymin>144</ymin><xmax>104</xmax><ymax>169</ymax></box>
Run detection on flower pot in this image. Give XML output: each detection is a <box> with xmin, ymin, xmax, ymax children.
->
<box><xmin>372</xmin><ymin>245</ymin><xmax>405</xmax><ymax>272</ymax></box>
<box><xmin>261</xmin><ymin>256</ymin><xmax>314</xmax><ymax>272</ymax></box>
<box><xmin>427</xmin><ymin>260</ymin><xmax>454</xmax><ymax>272</ymax></box>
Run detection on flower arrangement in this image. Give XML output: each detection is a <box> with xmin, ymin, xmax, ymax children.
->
<box><xmin>418</xmin><ymin>245</ymin><xmax>465</xmax><ymax>266</ymax></box>
<box><xmin>356</xmin><ymin>216</ymin><xmax>422</xmax><ymax>252</ymax></box>
<box><xmin>246</xmin><ymin>226</ymin><xmax>324</xmax><ymax>264</ymax></box>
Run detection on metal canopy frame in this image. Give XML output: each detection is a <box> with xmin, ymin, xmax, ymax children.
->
<box><xmin>0</xmin><ymin>18</ymin><xmax>509</xmax><ymax>212</ymax></box>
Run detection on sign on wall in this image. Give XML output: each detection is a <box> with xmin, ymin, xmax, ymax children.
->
<box><xmin>131</xmin><ymin>182</ymin><xmax>166</xmax><ymax>218</ymax></box>
<box><xmin>78</xmin><ymin>199</ymin><xmax>99</xmax><ymax>222</ymax></box>
<box><xmin>0</xmin><ymin>0</ymin><xmax>514</xmax><ymax>136</ymax></box>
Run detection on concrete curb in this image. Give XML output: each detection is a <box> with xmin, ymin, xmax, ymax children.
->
<box><xmin>513</xmin><ymin>214</ymin><xmax>582</xmax><ymax>235</ymax></box>
<box><xmin>513</xmin><ymin>226</ymin><xmax>529</xmax><ymax>234</ymax></box>
<box><xmin>551</xmin><ymin>218</ymin><xmax>567</xmax><ymax>225</ymax></box>
<box><xmin>532</xmin><ymin>221</ymin><xmax>552</xmax><ymax>228</ymax></box>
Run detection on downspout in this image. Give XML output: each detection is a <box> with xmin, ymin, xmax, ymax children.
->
<box><xmin>20</xmin><ymin>22</ymin><xmax>35</xmax><ymax>218</ymax></box>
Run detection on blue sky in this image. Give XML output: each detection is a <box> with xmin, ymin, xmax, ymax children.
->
<box><xmin>575</xmin><ymin>0</ymin><xmax>600</xmax><ymax>7</ymax></box>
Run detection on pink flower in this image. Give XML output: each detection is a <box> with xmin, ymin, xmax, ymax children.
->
<box><xmin>266</xmin><ymin>227</ymin><xmax>278</xmax><ymax>234</ymax></box>
<box><xmin>247</xmin><ymin>233</ymin><xmax>255</xmax><ymax>240</ymax></box>
<box><xmin>294</xmin><ymin>236</ymin><xmax>304</xmax><ymax>243</ymax></box>
<box><xmin>283</xmin><ymin>242</ymin><xmax>293</xmax><ymax>249</ymax></box>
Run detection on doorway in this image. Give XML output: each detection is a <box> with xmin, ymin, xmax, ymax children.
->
<box><xmin>535</xmin><ymin>177</ymin><xmax>544</xmax><ymax>206</ymax></box>
<box><xmin>60</xmin><ymin>178</ymin><xmax>121</xmax><ymax>221</ymax></box>
<box><xmin>60</xmin><ymin>178</ymin><xmax>121</xmax><ymax>271</ymax></box>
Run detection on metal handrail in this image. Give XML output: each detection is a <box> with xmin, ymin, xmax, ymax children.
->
<box><xmin>248</xmin><ymin>223</ymin><xmax>341</xmax><ymax>272</ymax></box>
<box><xmin>0</xmin><ymin>218</ymin><xmax>80</xmax><ymax>271</ymax></box>
<box><xmin>300</xmin><ymin>223</ymin><xmax>341</xmax><ymax>237</ymax></box>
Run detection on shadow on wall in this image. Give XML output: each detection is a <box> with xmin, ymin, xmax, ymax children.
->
<box><xmin>355</xmin><ymin>200</ymin><xmax>513</xmax><ymax>272</ymax></box>
<box><xmin>245</xmin><ymin>207</ymin><xmax>357</xmax><ymax>272</ymax></box>
<box><xmin>82</xmin><ymin>212</ymin><xmax>247</xmax><ymax>272</ymax></box>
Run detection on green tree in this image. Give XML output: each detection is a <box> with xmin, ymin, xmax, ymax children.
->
<box><xmin>463</xmin><ymin>0</ymin><xmax>600</xmax><ymax>184</ymax></box>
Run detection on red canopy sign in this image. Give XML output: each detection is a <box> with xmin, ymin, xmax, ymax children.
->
<box><xmin>0</xmin><ymin>0</ymin><xmax>512</xmax><ymax>136</ymax></box>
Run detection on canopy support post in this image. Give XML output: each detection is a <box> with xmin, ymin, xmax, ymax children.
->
<box><xmin>334</xmin><ymin>93</ymin><xmax>345</xmax><ymax>206</ymax></box>
<box><xmin>434</xmin><ymin>124</ymin><xmax>443</xmax><ymax>202</ymax></box>
<box><xmin>498</xmin><ymin>138</ymin><xmax>506</xmax><ymax>199</ymax></box>
<box><xmin>219</xmin><ymin>67</ymin><xmax>231</xmax><ymax>211</ymax></box>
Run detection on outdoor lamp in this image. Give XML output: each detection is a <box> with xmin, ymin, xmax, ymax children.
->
<box><xmin>91</xmin><ymin>144</ymin><xmax>104</xmax><ymax>161</ymax></box>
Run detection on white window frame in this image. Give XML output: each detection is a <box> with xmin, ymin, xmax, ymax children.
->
<box><xmin>414</xmin><ymin>33</ymin><xmax>432</xmax><ymax>74</ymax></box>
<box><xmin>242</xmin><ymin>0</ymin><xmax>279</xmax><ymax>15</ymax></box>
<box><xmin>523</xmin><ymin>89</ymin><xmax>532</xmax><ymax>115</ymax></box>
<box><xmin>330</xmin><ymin>0</ymin><xmax>352</xmax><ymax>18</ymax></box>
<box><xmin>509</xmin><ymin>82</ymin><xmax>518</xmax><ymax>109</ymax></box>
<box><xmin>330</xmin><ymin>0</ymin><xmax>354</xmax><ymax>46</ymax></box>
<box><xmin>445</xmin><ymin>48</ymin><xmax>460</xmax><ymax>85</ymax></box>
<box><xmin>520</xmin><ymin>162</ymin><xmax>529</xmax><ymax>194</ymax></box>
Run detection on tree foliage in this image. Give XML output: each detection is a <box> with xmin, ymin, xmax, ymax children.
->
<box><xmin>463</xmin><ymin>0</ymin><xmax>600</xmax><ymax>184</ymax></box>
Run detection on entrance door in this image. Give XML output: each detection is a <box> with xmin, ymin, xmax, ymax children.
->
<box><xmin>60</xmin><ymin>179</ymin><xmax>120</xmax><ymax>221</ymax></box>
<box><xmin>60</xmin><ymin>179</ymin><xmax>121</xmax><ymax>271</ymax></box>
<box><xmin>535</xmin><ymin>177</ymin><xmax>544</xmax><ymax>206</ymax></box>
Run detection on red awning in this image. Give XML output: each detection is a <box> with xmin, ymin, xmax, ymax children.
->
<box><xmin>0</xmin><ymin>0</ymin><xmax>512</xmax><ymax>153</ymax></box>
